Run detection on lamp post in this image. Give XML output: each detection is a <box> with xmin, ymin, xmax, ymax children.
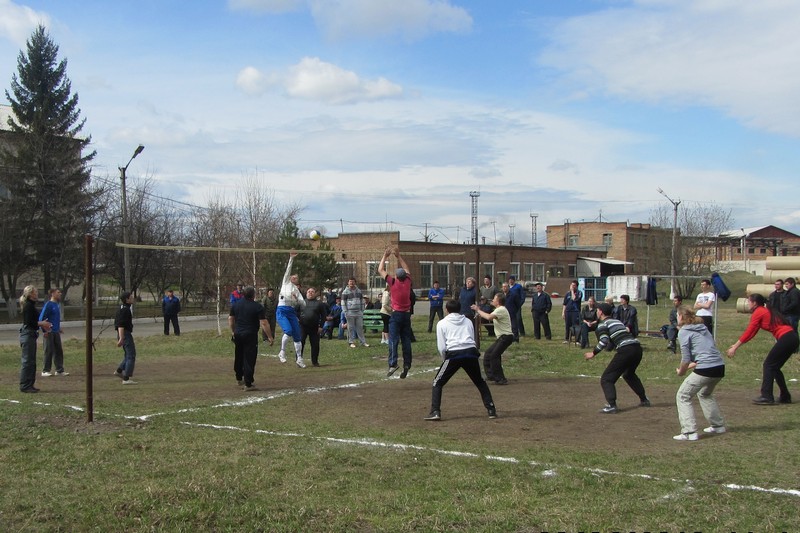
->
<box><xmin>657</xmin><ymin>187</ymin><xmax>680</xmax><ymax>298</ymax></box>
<box><xmin>119</xmin><ymin>144</ymin><xmax>145</xmax><ymax>291</ymax></box>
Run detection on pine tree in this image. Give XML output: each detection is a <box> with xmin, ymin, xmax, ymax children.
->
<box><xmin>0</xmin><ymin>24</ymin><xmax>97</xmax><ymax>300</ymax></box>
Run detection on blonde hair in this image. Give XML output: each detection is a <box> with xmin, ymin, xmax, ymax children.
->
<box><xmin>676</xmin><ymin>305</ymin><xmax>703</xmax><ymax>325</ymax></box>
<box><xmin>19</xmin><ymin>285</ymin><xmax>36</xmax><ymax>308</ymax></box>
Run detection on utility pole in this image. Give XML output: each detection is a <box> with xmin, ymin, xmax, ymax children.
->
<box><xmin>509</xmin><ymin>224</ymin><xmax>515</xmax><ymax>245</ymax></box>
<box><xmin>657</xmin><ymin>187</ymin><xmax>681</xmax><ymax>298</ymax></box>
<box><xmin>119</xmin><ymin>144</ymin><xmax>144</xmax><ymax>292</ymax></box>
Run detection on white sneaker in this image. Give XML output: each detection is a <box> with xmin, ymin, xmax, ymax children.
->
<box><xmin>122</xmin><ymin>380</ymin><xmax>138</xmax><ymax>385</ymax></box>
<box><xmin>56</xmin><ymin>371</ymin><xmax>69</xmax><ymax>376</ymax></box>
<box><xmin>278</xmin><ymin>351</ymin><xmax>287</xmax><ymax>363</ymax></box>
<box><xmin>703</xmin><ymin>426</ymin><xmax>727</xmax><ymax>434</ymax></box>
<box><xmin>296</xmin><ymin>357</ymin><xmax>307</xmax><ymax>369</ymax></box>
<box><xmin>362</xmin><ymin>343</ymin><xmax>370</xmax><ymax>348</ymax></box>
<box><xmin>673</xmin><ymin>432</ymin><xmax>698</xmax><ymax>441</ymax></box>
<box><xmin>41</xmin><ymin>371</ymin><xmax>52</xmax><ymax>377</ymax></box>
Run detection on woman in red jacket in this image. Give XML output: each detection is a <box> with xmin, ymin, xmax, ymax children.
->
<box><xmin>727</xmin><ymin>294</ymin><xmax>799</xmax><ymax>405</ymax></box>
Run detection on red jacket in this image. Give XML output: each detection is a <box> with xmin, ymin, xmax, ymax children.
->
<box><xmin>738</xmin><ymin>306</ymin><xmax>793</xmax><ymax>344</ymax></box>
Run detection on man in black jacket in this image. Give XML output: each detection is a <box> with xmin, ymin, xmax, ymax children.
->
<box><xmin>114</xmin><ymin>292</ymin><xmax>137</xmax><ymax>384</ymax></box>
<box><xmin>301</xmin><ymin>287</ymin><xmax>328</xmax><ymax>367</ymax></box>
<box><xmin>530</xmin><ymin>282</ymin><xmax>552</xmax><ymax>340</ymax></box>
<box><xmin>781</xmin><ymin>277</ymin><xmax>800</xmax><ymax>338</ymax></box>
<box><xmin>229</xmin><ymin>286</ymin><xmax>273</xmax><ymax>390</ymax></box>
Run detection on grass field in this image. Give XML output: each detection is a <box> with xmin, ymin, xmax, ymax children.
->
<box><xmin>2</xmin><ymin>295</ymin><xmax>799</xmax><ymax>532</ymax></box>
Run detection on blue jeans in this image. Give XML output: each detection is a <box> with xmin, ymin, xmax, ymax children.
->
<box><xmin>19</xmin><ymin>328</ymin><xmax>38</xmax><ymax>391</ymax></box>
<box><xmin>388</xmin><ymin>311</ymin><xmax>413</xmax><ymax>368</ymax></box>
<box><xmin>117</xmin><ymin>331</ymin><xmax>137</xmax><ymax>378</ymax></box>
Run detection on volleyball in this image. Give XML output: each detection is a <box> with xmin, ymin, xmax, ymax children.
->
<box><xmin>309</xmin><ymin>229</ymin><xmax>321</xmax><ymax>240</ymax></box>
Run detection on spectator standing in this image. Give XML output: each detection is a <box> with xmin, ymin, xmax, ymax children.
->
<box><xmin>19</xmin><ymin>286</ymin><xmax>51</xmax><ymax>393</ymax></box>
<box><xmin>162</xmin><ymin>289</ymin><xmax>181</xmax><ymax>336</ymax></box>
<box><xmin>584</xmin><ymin>302</ymin><xmax>650</xmax><ymax>414</ymax></box>
<box><xmin>665</xmin><ymin>296</ymin><xmax>683</xmax><ymax>354</ymax></box>
<box><xmin>507</xmin><ymin>275</ymin><xmax>526</xmax><ymax>341</ymax></box>
<box><xmin>458</xmin><ymin>277</ymin><xmax>478</xmax><ymax>319</ymax></box>
<box><xmin>229</xmin><ymin>285</ymin><xmax>272</xmax><ymax>391</ymax></box>
<box><xmin>300</xmin><ymin>287</ymin><xmax>327</xmax><ymax>367</ymax></box>
<box><xmin>229</xmin><ymin>282</ymin><xmax>244</xmax><ymax>307</ymax></box>
<box><xmin>425</xmin><ymin>299</ymin><xmax>497</xmax><ymax>421</ymax></box>
<box><xmin>114</xmin><ymin>291</ymin><xmax>138</xmax><ymax>385</ymax></box>
<box><xmin>727</xmin><ymin>294</ymin><xmax>798</xmax><ymax>404</ymax></box>
<box><xmin>261</xmin><ymin>288</ymin><xmax>277</xmax><ymax>344</ymax></box>
<box><xmin>379</xmin><ymin>286</ymin><xmax>392</xmax><ymax>344</ymax></box>
<box><xmin>694</xmin><ymin>279</ymin><xmax>716</xmax><ymax>334</ymax></box>
<box><xmin>472</xmin><ymin>292</ymin><xmax>513</xmax><ymax>385</ymax></box>
<box><xmin>341</xmin><ymin>277</ymin><xmax>369</xmax><ymax>348</ymax></box>
<box><xmin>768</xmin><ymin>280</ymin><xmax>784</xmax><ymax>311</ymax></box>
<box><xmin>480</xmin><ymin>275</ymin><xmax>498</xmax><ymax>302</ymax></box>
<box><xmin>562</xmin><ymin>281</ymin><xmax>583</xmax><ymax>343</ymax></box>
<box><xmin>530</xmin><ymin>282</ymin><xmax>552</xmax><ymax>340</ymax></box>
<box><xmin>378</xmin><ymin>247</ymin><xmax>414</xmax><ymax>378</ymax></box>
<box><xmin>39</xmin><ymin>288</ymin><xmax>68</xmax><ymax>377</ymax></box>
<box><xmin>673</xmin><ymin>306</ymin><xmax>727</xmax><ymax>441</ymax></box>
<box><xmin>617</xmin><ymin>294</ymin><xmax>639</xmax><ymax>338</ymax></box>
<box><xmin>578</xmin><ymin>296</ymin><xmax>599</xmax><ymax>349</ymax></box>
<box><xmin>780</xmin><ymin>277</ymin><xmax>800</xmax><ymax>335</ymax></box>
<box><xmin>276</xmin><ymin>252</ymin><xmax>307</xmax><ymax>368</ymax></box>
<box><xmin>427</xmin><ymin>281</ymin><xmax>445</xmax><ymax>333</ymax></box>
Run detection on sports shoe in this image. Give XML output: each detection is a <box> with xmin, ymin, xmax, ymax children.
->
<box><xmin>349</xmin><ymin>343</ymin><xmax>356</xmax><ymax>348</ymax></box>
<box><xmin>243</xmin><ymin>385</ymin><xmax>258</xmax><ymax>392</ymax></box>
<box><xmin>21</xmin><ymin>387</ymin><xmax>40</xmax><ymax>393</ymax></box>
<box><xmin>494</xmin><ymin>378</ymin><xmax>509</xmax><ymax>385</ymax></box>
<box><xmin>703</xmin><ymin>426</ymin><xmax>726</xmax><ymax>434</ymax></box>
<box><xmin>673</xmin><ymin>432</ymin><xmax>699</xmax><ymax>441</ymax></box>
<box><xmin>387</xmin><ymin>365</ymin><xmax>399</xmax><ymax>377</ymax></box>
<box><xmin>41</xmin><ymin>371</ymin><xmax>52</xmax><ymax>377</ymax></box>
<box><xmin>237</xmin><ymin>379</ymin><xmax>244</xmax><ymax>386</ymax></box>
<box><xmin>424</xmin><ymin>410</ymin><xmax>441</xmax><ymax>421</ymax></box>
<box><xmin>296</xmin><ymin>357</ymin><xmax>307</xmax><ymax>369</ymax></box>
<box><xmin>778</xmin><ymin>397</ymin><xmax>792</xmax><ymax>404</ymax></box>
<box><xmin>400</xmin><ymin>366</ymin><xmax>410</xmax><ymax>379</ymax></box>
<box><xmin>278</xmin><ymin>351</ymin><xmax>287</xmax><ymax>363</ymax></box>
<box><xmin>600</xmin><ymin>404</ymin><xmax>618</xmax><ymax>414</ymax></box>
<box><xmin>55</xmin><ymin>371</ymin><xmax>69</xmax><ymax>376</ymax></box>
<box><xmin>487</xmin><ymin>407</ymin><xmax>498</xmax><ymax>419</ymax></box>
<box><xmin>362</xmin><ymin>343</ymin><xmax>370</xmax><ymax>348</ymax></box>
<box><xmin>639</xmin><ymin>398</ymin><xmax>651</xmax><ymax>407</ymax></box>
<box><xmin>113</xmin><ymin>370</ymin><xmax>123</xmax><ymax>378</ymax></box>
<box><xmin>752</xmin><ymin>396</ymin><xmax>776</xmax><ymax>405</ymax></box>
<box><xmin>122</xmin><ymin>380</ymin><xmax>138</xmax><ymax>385</ymax></box>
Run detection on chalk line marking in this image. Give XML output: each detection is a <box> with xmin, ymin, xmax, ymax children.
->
<box><xmin>182</xmin><ymin>421</ymin><xmax>800</xmax><ymax>499</ymax></box>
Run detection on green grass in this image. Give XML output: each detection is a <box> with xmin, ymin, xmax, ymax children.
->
<box><xmin>2</xmin><ymin>295</ymin><xmax>799</xmax><ymax>532</ymax></box>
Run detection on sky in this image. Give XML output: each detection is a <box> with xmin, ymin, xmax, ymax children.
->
<box><xmin>1</xmin><ymin>0</ymin><xmax>799</xmax><ymax>245</ymax></box>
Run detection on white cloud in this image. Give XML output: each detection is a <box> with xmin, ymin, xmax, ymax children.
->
<box><xmin>538</xmin><ymin>0</ymin><xmax>800</xmax><ymax>137</ymax></box>
<box><xmin>0</xmin><ymin>0</ymin><xmax>51</xmax><ymax>46</ymax></box>
<box><xmin>310</xmin><ymin>0</ymin><xmax>472</xmax><ymax>41</ymax></box>
<box><xmin>227</xmin><ymin>0</ymin><xmax>304</xmax><ymax>13</ymax></box>
<box><xmin>238</xmin><ymin>57</ymin><xmax>403</xmax><ymax>104</ymax></box>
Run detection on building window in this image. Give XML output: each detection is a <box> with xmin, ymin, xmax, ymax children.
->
<box><xmin>760</xmin><ymin>248</ymin><xmax>766</xmax><ymax>254</ymax></box>
<box><xmin>337</xmin><ymin>262</ymin><xmax>356</xmax><ymax>287</ymax></box>
<box><xmin>482</xmin><ymin>262</ymin><xmax>494</xmax><ymax>281</ymax></box>
<box><xmin>568</xmin><ymin>234</ymin><xmax>579</xmax><ymax>247</ymax></box>
<box><xmin>436</xmin><ymin>262</ymin><xmax>450</xmax><ymax>293</ymax></box>
<box><xmin>419</xmin><ymin>262</ymin><xmax>433</xmax><ymax>289</ymax></box>
<box><xmin>748</xmin><ymin>248</ymin><xmax>755</xmax><ymax>254</ymax></box>
<box><xmin>510</xmin><ymin>262</ymin><xmax>520</xmax><ymax>279</ymax></box>
<box><xmin>602</xmin><ymin>233</ymin><xmax>612</xmax><ymax>247</ymax></box>
<box><xmin>524</xmin><ymin>263</ymin><xmax>534</xmax><ymax>282</ymax></box>
<box><xmin>453</xmin><ymin>263</ymin><xmax>466</xmax><ymax>292</ymax></box>
<box><xmin>535</xmin><ymin>263</ymin><xmax>545</xmax><ymax>281</ymax></box>
<box><xmin>365</xmin><ymin>261</ymin><xmax>383</xmax><ymax>292</ymax></box>
<box><xmin>568</xmin><ymin>264</ymin><xmax>577</xmax><ymax>277</ymax></box>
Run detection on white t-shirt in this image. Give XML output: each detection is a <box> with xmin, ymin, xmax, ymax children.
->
<box><xmin>695</xmin><ymin>291</ymin><xmax>715</xmax><ymax>317</ymax></box>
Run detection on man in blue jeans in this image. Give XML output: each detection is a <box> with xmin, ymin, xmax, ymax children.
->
<box><xmin>114</xmin><ymin>292</ymin><xmax>137</xmax><ymax>385</ymax></box>
<box><xmin>379</xmin><ymin>247</ymin><xmax>413</xmax><ymax>378</ymax></box>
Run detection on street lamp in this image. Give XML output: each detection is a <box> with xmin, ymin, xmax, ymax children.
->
<box><xmin>119</xmin><ymin>144</ymin><xmax>145</xmax><ymax>291</ymax></box>
<box><xmin>657</xmin><ymin>187</ymin><xmax>680</xmax><ymax>298</ymax></box>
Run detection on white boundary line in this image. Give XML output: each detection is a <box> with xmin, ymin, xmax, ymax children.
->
<box><xmin>3</xmin><ymin>367</ymin><xmax>800</xmax><ymax>499</ymax></box>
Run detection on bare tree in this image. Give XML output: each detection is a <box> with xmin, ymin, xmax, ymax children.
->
<box><xmin>650</xmin><ymin>201</ymin><xmax>733</xmax><ymax>297</ymax></box>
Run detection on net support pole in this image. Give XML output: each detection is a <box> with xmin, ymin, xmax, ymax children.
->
<box><xmin>84</xmin><ymin>234</ymin><xmax>94</xmax><ymax>423</ymax></box>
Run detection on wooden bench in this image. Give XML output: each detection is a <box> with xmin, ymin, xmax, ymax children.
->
<box><xmin>362</xmin><ymin>309</ymin><xmax>384</xmax><ymax>332</ymax></box>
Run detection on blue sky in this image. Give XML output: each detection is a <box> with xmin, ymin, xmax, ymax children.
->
<box><xmin>2</xmin><ymin>0</ymin><xmax>799</xmax><ymax>243</ymax></box>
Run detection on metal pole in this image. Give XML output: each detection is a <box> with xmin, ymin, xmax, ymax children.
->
<box><xmin>120</xmin><ymin>165</ymin><xmax>131</xmax><ymax>291</ymax></box>
<box><xmin>84</xmin><ymin>234</ymin><xmax>94</xmax><ymax>423</ymax></box>
<box><xmin>657</xmin><ymin>188</ymin><xmax>680</xmax><ymax>298</ymax></box>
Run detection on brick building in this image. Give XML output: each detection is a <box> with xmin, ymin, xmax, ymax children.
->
<box><xmin>314</xmin><ymin>231</ymin><xmax>606</xmax><ymax>298</ymax></box>
<box><xmin>545</xmin><ymin>221</ymin><xmax>673</xmax><ymax>276</ymax></box>
<box><xmin>716</xmin><ymin>226</ymin><xmax>800</xmax><ymax>261</ymax></box>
